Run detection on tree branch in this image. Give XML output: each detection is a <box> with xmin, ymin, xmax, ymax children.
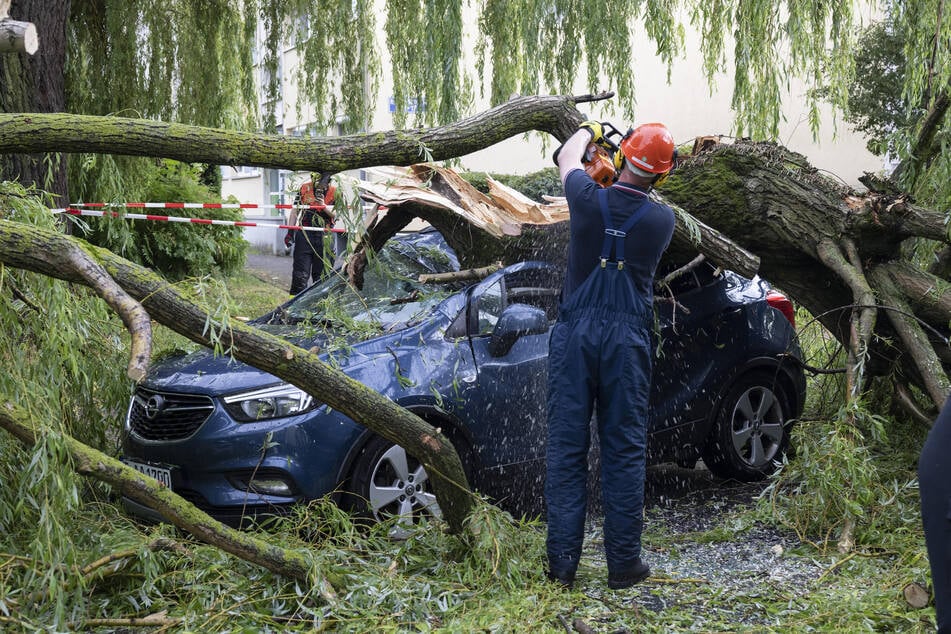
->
<box><xmin>816</xmin><ymin>239</ymin><xmax>877</xmax><ymax>399</ymax></box>
<box><xmin>59</xmin><ymin>240</ymin><xmax>151</xmax><ymax>382</ymax></box>
<box><xmin>0</xmin><ymin>399</ymin><xmax>339</xmax><ymax>596</ymax></box>
<box><xmin>892</xmin><ymin>91</ymin><xmax>950</xmax><ymax>187</ymax></box>
<box><xmin>869</xmin><ymin>267</ymin><xmax>951</xmax><ymax>409</ymax></box>
<box><xmin>0</xmin><ymin>94</ymin><xmax>587</xmax><ymax>173</ymax></box>
<box><xmin>0</xmin><ymin>220</ymin><xmax>475</xmax><ymax>532</ymax></box>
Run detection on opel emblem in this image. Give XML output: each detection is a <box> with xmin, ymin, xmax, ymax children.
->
<box><xmin>144</xmin><ymin>394</ymin><xmax>165</xmax><ymax>420</ymax></box>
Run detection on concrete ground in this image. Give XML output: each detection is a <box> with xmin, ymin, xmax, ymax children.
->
<box><xmin>245</xmin><ymin>252</ymin><xmax>293</xmax><ymax>291</ymax></box>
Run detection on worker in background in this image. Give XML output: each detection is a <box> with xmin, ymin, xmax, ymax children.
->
<box><xmin>285</xmin><ymin>174</ymin><xmax>335</xmax><ymax>296</ymax></box>
<box><xmin>546</xmin><ymin>121</ymin><xmax>676</xmax><ymax>590</ymax></box>
<box><xmin>920</xmin><ymin>395</ymin><xmax>951</xmax><ymax>633</ymax></box>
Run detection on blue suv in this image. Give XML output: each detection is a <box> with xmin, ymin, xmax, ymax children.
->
<box><xmin>120</xmin><ymin>230</ymin><xmax>805</xmax><ymax>527</ymax></box>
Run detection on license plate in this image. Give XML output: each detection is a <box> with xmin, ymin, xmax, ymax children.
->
<box><xmin>124</xmin><ymin>460</ymin><xmax>172</xmax><ymax>488</ymax></box>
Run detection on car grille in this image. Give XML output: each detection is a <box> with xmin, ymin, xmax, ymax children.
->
<box><xmin>128</xmin><ymin>387</ymin><xmax>215</xmax><ymax>441</ymax></box>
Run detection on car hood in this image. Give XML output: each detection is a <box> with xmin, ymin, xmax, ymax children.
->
<box><xmin>142</xmin><ymin>316</ymin><xmax>452</xmax><ymax>396</ymax></box>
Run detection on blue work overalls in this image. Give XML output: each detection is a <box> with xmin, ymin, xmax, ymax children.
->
<box><xmin>546</xmin><ymin>187</ymin><xmax>654</xmax><ymax>581</ymax></box>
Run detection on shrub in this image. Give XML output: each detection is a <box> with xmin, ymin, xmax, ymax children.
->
<box><xmin>460</xmin><ymin>167</ymin><xmax>562</xmax><ymax>203</ymax></box>
<box><xmin>76</xmin><ymin>160</ymin><xmax>247</xmax><ymax>280</ymax></box>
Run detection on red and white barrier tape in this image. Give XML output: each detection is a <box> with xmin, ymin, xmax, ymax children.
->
<box><xmin>56</xmin><ymin>208</ymin><xmax>346</xmax><ymax>233</ymax></box>
<box><xmin>70</xmin><ymin>201</ymin><xmax>335</xmax><ymax>211</ymax></box>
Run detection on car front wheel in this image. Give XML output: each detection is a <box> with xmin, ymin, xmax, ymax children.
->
<box><xmin>701</xmin><ymin>372</ymin><xmax>791</xmax><ymax>481</ymax></box>
<box><xmin>346</xmin><ymin>435</ymin><xmax>442</xmax><ymax>535</ymax></box>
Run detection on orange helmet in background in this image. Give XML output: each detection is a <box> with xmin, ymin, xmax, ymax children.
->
<box><xmin>618</xmin><ymin>123</ymin><xmax>675</xmax><ymax>175</ymax></box>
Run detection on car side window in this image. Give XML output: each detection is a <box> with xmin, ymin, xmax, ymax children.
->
<box><xmin>476</xmin><ymin>279</ymin><xmax>505</xmax><ymax>336</ymax></box>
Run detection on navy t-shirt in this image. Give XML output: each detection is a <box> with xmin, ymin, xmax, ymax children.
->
<box><xmin>561</xmin><ymin>169</ymin><xmax>675</xmax><ymax>302</ymax></box>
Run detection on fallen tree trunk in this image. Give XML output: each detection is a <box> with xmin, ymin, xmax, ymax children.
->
<box><xmin>664</xmin><ymin>140</ymin><xmax>950</xmax><ymax>411</ymax></box>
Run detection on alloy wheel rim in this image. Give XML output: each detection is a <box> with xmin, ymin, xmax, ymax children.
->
<box><xmin>729</xmin><ymin>385</ymin><xmax>784</xmax><ymax>467</ymax></box>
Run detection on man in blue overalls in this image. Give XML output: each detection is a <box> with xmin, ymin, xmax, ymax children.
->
<box><xmin>547</xmin><ymin>121</ymin><xmax>676</xmax><ymax>589</ymax></box>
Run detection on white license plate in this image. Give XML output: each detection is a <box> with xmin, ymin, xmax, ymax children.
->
<box><xmin>124</xmin><ymin>460</ymin><xmax>172</xmax><ymax>488</ymax></box>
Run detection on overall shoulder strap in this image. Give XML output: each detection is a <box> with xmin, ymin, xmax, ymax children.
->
<box><xmin>598</xmin><ymin>188</ymin><xmax>649</xmax><ymax>269</ymax></box>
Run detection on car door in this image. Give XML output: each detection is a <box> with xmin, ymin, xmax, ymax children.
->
<box><xmin>458</xmin><ymin>263</ymin><xmax>561</xmax><ymax>475</ymax></box>
<box><xmin>650</xmin><ymin>263</ymin><xmax>744</xmax><ymax>457</ymax></box>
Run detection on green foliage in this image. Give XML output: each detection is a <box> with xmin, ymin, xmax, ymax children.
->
<box><xmin>385</xmin><ymin>0</ymin><xmax>468</xmax><ymax>128</ymax></box>
<box><xmin>0</xmin><ymin>182</ymin><xmax>134</xmax><ymax>629</ymax></box>
<box><xmin>834</xmin><ymin>20</ymin><xmax>907</xmax><ymax>156</ymax></box>
<box><xmin>65</xmin><ymin>0</ymin><xmax>255</xmax><ymax>129</ymax></box>
<box><xmin>759</xmin><ymin>309</ymin><xmax>928</xmax><ymax>553</ymax></box>
<box><xmin>61</xmin><ymin>1</ymin><xmax>874</xmax><ymax>146</ymax></box>
<box><xmin>460</xmin><ymin>167</ymin><xmax>562</xmax><ymax>202</ymax></box>
<box><xmin>75</xmin><ymin>160</ymin><xmax>247</xmax><ymax>281</ymax></box>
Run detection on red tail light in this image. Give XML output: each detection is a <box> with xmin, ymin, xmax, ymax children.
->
<box><xmin>766</xmin><ymin>291</ymin><xmax>795</xmax><ymax>327</ymax></box>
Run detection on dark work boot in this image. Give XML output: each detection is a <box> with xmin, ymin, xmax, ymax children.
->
<box><xmin>607</xmin><ymin>558</ymin><xmax>650</xmax><ymax>589</ymax></box>
<box><xmin>546</xmin><ymin>569</ymin><xmax>575</xmax><ymax>590</ymax></box>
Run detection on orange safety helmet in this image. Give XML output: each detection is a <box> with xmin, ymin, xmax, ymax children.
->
<box><xmin>617</xmin><ymin>123</ymin><xmax>675</xmax><ymax>175</ymax></box>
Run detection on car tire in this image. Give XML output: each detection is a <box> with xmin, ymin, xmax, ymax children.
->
<box><xmin>345</xmin><ymin>435</ymin><xmax>442</xmax><ymax>533</ymax></box>
<box><xmin>701</xmin><ymin>371</ymin><xmax>791</xmax><ymax>482</ymax></box>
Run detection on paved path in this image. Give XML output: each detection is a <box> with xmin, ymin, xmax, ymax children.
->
<box><xmin>245</xmin><ymin>252</ymin><xmax>293</xmax><ymax>290</ymax></box>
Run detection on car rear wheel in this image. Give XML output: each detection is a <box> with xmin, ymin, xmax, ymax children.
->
<box><xmin>702</xmin><ymin>372</ymin><xmax>791</xmax><ymax>482</ymax></box>
<box><xmin>346</xmin><ymin>435</ymin><xmax>442</xmax><ymax>535</ymax></box>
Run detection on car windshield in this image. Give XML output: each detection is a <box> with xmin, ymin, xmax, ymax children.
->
<box><xmin>271</xmin><ymin>234</ymin><xmax>463</xmax><ymax>333</ymax></box>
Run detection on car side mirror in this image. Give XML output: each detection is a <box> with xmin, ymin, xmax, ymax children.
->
<box><xmin>488</xmin><ymin>303</ymin><xmax>549</xmax><ymax>357</ymax></box>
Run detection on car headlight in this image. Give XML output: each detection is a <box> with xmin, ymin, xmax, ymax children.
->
<box><xmin>222</xmin><ymin>384</ymin><xmax>316</xmax><ymax>422</ymax></box>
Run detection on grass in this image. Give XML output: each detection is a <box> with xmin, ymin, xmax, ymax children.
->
<box><xmin>6</xmin><ymin>270</ymin><xmax>939</xmax><ymax>631</ymax></box>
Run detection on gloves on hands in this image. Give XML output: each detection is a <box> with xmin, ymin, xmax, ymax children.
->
<box><xmin>284</xmin><ymin>230</ymin><xmax>296</xmax><ymax>249</ymax></box>
<box><xmin>579</xmin><ymin>120</ymin><xmax>604</xmax><ymax>145</ymax></box>
<box><xmin>552</xmin><ymin>121</ymin><xmax>606</xmax><ymax>165</ymax></box>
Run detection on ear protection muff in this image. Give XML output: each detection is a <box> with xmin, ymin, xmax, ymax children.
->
<box><xmin>652</xmin><ymin>147</ymin><xmax>678</xmax><ymax>188</ymax></box>
<box><xmin>613</xmin><ymin>128</ymin><xmax>634</xmax><ymax>170</ymax></box>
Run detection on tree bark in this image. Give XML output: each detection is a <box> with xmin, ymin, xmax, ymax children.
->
<box><xmin>0</xmin><ymin>0</ymin><xmax>68</xmax><ymax>200</ymax></box>
<box><xmin>0</xmin><ymin>220</ymin><xmax>475</xmax><ymax>534</ymax></box>
<box><xmin>0</xmin><ymin>93</ymin><xmax>598</xmax><ymax>174</ymax></box>
<box><xmin>662</xmin><ymin>140</ymin><xmax>950</xmax><ymax>411</ymax></box>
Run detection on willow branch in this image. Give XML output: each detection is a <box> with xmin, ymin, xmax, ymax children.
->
<box><xmin>0</xmin><ymin>399</ymin><xmax>340</xmax><ymax>597</ymax></box>
<box><xmin>894</xmin><ymin>381</ymin><xmax>938</xmax><ymax>427</ymax></box>
<box><xmin>656</xmin><ymin>254</ymin><xmax>706</xmax><ymax>290</ymax></box>
<box><xmin>816</xmin><ymin>239</ymin><xmax>877</xmax><ymax>399</ymax></box>
<box><xmin>59</xmin><ymin>241</ymin><xmax>151</xmax><ymax>382</ymax></box>
<box><xmin>892</xmin><ymin>91</ymin><xmax>950</xmax><ymax>187</ymax></box>
<box><xmin>868</xmin><ymin>267</ymin><xmax>950</xmax><ymax>409</ymax></box>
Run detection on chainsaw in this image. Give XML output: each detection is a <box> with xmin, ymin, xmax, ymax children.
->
<box><xmin>553</xmin><ymin>121</ymin><xmax>626</xmax><ymax>187</ymax></box>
